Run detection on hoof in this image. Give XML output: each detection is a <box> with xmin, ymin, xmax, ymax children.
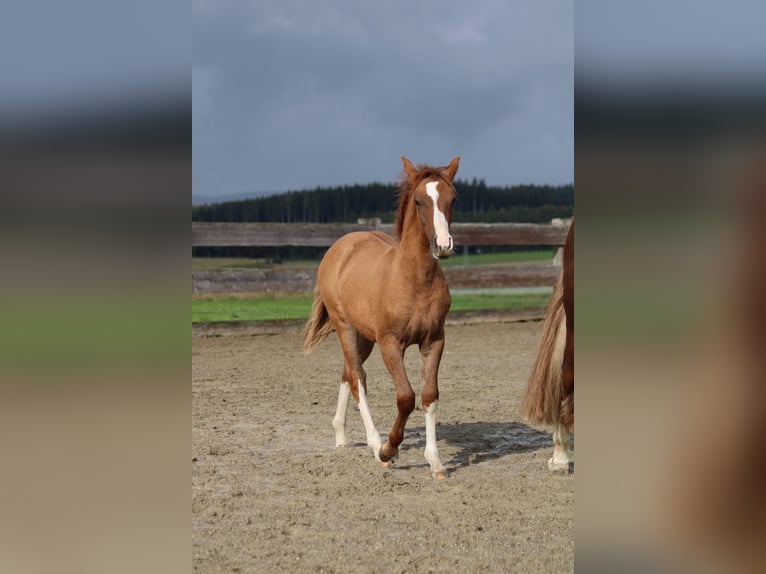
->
<box><xmin>431</xmin><ymin>469</ymin><xmax>447</xmax><ymax>480</ymax></box>
<box><xmin>378</xmin><ymin>445</ymin><xmax>398</xmax><ymax>463</ymax></box>
<box><xmin>547</xmin><ymin>459</ymin><xmax>573</xmax><ymax>475</ymax></box>
<box><xmin>378</xmin><ymin>459</ymin><xmax>393</xmax><ymax>468</ymax></box>
<box><xmin>335</xmin><ymin>443</ymin><xmax>347</xmax><ymax>449</ymax></box>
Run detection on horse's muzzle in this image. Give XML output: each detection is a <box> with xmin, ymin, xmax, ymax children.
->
<box><xmin>432</xmin><ymin>236</ymin><xmax>454</xmax><ymax>260</ymax></box>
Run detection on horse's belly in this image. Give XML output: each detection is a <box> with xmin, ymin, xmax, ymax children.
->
<box><xmin>316</xmin><ymin>235</ymin><xmax>390</xmax><ymax>334</ymax></box>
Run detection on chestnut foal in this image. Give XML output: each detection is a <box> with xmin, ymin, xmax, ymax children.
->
<box><xmin>304</xmin><ymin>156</ymin><xmax>459</xmax><ymax>478</ymax></box>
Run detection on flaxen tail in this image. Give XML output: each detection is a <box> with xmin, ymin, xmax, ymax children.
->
<box><xmin>303</xmin><ymin>290</ymin><xmax>334</xmax><ymax>352</ymax></box>
<box><xmin>520</xmin><ymin>272</ymin><xmax>567</xmax><ymax>426</ymax></box>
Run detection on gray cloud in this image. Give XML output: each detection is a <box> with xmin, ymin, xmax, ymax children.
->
<box><xmin>193</xmin><ymin>1</ymin><xmax>573</xmax><ymax>200</ymax></box>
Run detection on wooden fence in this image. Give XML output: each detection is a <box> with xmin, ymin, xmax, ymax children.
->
<box><xmin>192</xmin><ymin>221</ymin><xmax>567</xmax><ymax>247</ymax></box>
<box><xmin>192</xmin><ymin>221</ymin><xmax>568</xmax><ymax>293</ymax></box>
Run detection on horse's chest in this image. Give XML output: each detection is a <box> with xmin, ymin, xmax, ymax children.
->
<box><xmin>396</xmin><ymin>293</ymin><xmax>450</xmax><ymax>340</ymax></box>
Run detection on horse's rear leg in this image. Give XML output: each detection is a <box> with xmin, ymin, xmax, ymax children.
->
<box><xmin>332</xmin><ymin>381</ymin><xmax>351</xmax><ymax>448</ymax></box>
<box><xmin>335</xmin><ymin>329</ymin><xmax>382</xmax><ymax>459</ymax></box>
<box><xmin>550</xmin><ymin>358</ymin><xmax>574</xmax><ymax>474</ymax></box>
<box><xmin>548</xmin><ymin>422</ymin><xmax>573</xmax><ymax>475</ymax></box>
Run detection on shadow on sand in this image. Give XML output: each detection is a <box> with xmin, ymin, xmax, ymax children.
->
<box><xmin>393</xmin><ymin>420</ymin><xmax>571</xmax><ymax>474</ymax></box>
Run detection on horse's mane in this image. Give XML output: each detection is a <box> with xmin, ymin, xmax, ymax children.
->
<box><xmin>394</xmin><ymin>165</ymin><xmax>453</xmax><ymax>238</ymax></box>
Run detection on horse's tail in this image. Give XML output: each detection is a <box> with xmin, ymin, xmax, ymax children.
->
<box><xmin>520</xmin><ymin>271</ymin><xmax>567</xmax><ymax>426</ymax></box>
<box><xmin>303</xmin><ymin>290</ymin><xmax>334</xmax><ymax>353</ymax></box>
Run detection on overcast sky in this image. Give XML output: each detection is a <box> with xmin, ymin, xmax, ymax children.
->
<box><xmin>193</xmin><ymin>1</ymin><xmax>573</xmax><ymax>201</ymax></box>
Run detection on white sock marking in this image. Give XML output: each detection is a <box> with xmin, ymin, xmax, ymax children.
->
<box><xmin>356</xmin><ymin>380</ymin><xmax>382</xmax><ymax>459</ymax></box>
<box><xmin>425</xmin><ymin>181</ymin><xmax>452</xmax><ymax>252</ymax></box>
<box><xmin>424</xmin><ymin>401</ymin><xmax>446</xmax><ymax>476</ymax></box>
<box><xmin>548</xmin><ymin>422</ymin><xmax>572</xmax><ymax>471</ymax></box>
<box><xmin>333</xmin><ymin>382</ymin><xmax>350</xmax><ymax>447</ymax></box>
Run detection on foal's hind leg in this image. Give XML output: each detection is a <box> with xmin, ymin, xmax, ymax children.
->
<box><xmin>335</xmin><ymin>327</ymin><xmax>383</xmax><ymax>460</ymax></box>
<box><xmin>548</xmin><ymin>422</ymin><xmax>573</xmax><ymax>475</ymax></box>
<box><xmin>332</xmin><ymin>380</ymin><xmax>351</xmax><ymax>448</ymax></box>
<box><xmin>333</xmin><ymin>333</ymin><xmax>375</xmax><ymax>448</ymax></box>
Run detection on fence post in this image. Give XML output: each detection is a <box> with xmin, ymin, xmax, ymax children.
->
<box><xmin>553</xmin><ymin>247</ymin><xmax>563</xmax><ymax>266</ymax></box>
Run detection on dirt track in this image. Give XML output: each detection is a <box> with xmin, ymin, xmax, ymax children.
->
<box><xmin>192</xmin><ymin>320</ymin><xmax>574</xmax><ymax>573</ymax></box>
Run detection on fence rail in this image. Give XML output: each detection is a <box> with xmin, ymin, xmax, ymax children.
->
<box><xmin>192</xmin><ymin>221</ymin><xmax>569</xmax><ymax>293</ymax></box>
<box><xmin>192</xmin><ymin>222</ymin><xmax>568</xmax><ymax>247</ymax></box>
<box><xmin>192</xmin><ymin>262</ymin><xmax>559</xmax><ymax>294</ymax></box>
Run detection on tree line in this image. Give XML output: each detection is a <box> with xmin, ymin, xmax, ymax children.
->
<box><xmin>192</xmin><ymin>179</ymin><xmax>573</xmax><ymax>259</ymax></box>
<box><xmin>192</xmin><ymin>179</ymin><xmax>574</xmax><ymax>225</ymax></box>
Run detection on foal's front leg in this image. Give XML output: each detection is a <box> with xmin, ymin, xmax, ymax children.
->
<box><xmin>378</xmin><ymin>337</ymin><xmax>416</xmax><ymax>465</ymax></box>
<box><xmin>420</xmin><ymin>338</ymin><xmax>447</xmax><ymax>479</ymax></box>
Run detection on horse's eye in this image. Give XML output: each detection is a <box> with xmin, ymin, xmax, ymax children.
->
<box><xmin>414</xmin><ymin>198</ymin><xmax>422</xmax><ymax>207</ymax></box>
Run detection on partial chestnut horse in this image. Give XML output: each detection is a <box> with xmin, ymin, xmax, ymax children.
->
<box><xmin>303</xmin><ymin>156</ymin><xmax>459</xmax><ymax>479</ymax></box>
<box><xmin>521</xmin><ymin>218</ymin><xmax>574</xmax><ymax>474</ymax></box>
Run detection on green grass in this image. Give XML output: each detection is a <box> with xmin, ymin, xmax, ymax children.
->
<box><xmin>438</xmin><ymin>249</ymin><xmax>553</xmax><ymax>267</ymax></box>
<box><xmin>192</xmin><ymin>258</ymin><xmax>319</xmax><ymax>271</ymax></box>
<box><xmin>449</xmin><ymin>291</ymin><xmax>550</xmax><ymax>312</ymax></box>
<box><xmin>191</xmin><ymin>250</ymin><xmax>553</xmax><ymax>272</ymax></box>
<box><xmin>192</xmin><ymin>290</ymin><xmax>550</xmax><ymax>323</ymax></box>
<box><xmin>192</xmin><ymin>292</ymin><xmax>314</xmax><ymax>322</ymax></box>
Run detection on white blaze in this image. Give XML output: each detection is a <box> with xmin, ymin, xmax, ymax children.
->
<box><xmin>425</xmin><ymin>181</ymin><xmax>452</xmax><ymax>251</ymax></box>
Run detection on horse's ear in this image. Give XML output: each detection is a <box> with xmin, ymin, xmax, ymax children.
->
<box><xmin>401</xmin><ymin>156</ymin><xmax>418</xmax><ymax>179</ymax></box>
<box><xmin>444</xmin><ymin>156</ymin><xmax>460</xmax><ymax>182</ymax></box>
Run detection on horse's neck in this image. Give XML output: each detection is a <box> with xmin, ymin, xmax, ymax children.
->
<box><xmin>397</xmin><ymin>224</ymin><xmax>441</xmax><ymax>285</ymax></box>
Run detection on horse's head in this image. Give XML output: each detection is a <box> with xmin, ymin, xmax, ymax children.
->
<box><xmin>401</xmin><ymin>156</ymin><xmax>460</xmax><ymax>260</ymax></box>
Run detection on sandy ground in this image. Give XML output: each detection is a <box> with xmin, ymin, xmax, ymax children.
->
<box><xmin>192</xmin><ymin>320</ymin><xmax>574</xmax><ymax>573</ymax></box>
